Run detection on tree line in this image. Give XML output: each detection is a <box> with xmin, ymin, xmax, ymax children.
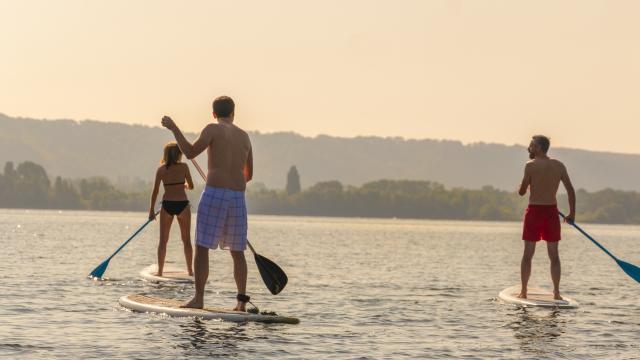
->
<box><xmin>248</xmin><ymin>166</ymin><xmax>640</xmax><ymax>224</ymax></box>
<box><xmin>0</xmin><ymin>161</ymin><xmax>150</xmax><ymax>211</ymax></box>
<box><xmin>2</xmin><ymin>161</ymin><xmax>640</xmax><ymax>224</ymax></box>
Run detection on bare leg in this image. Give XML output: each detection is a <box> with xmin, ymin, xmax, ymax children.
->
<box><xmin>547</xmin><ymin>241</ymin><xmax>562</xmax><ymax>300</ymax></box>
<box><xmin>176</xmin><ymin>206</ymin><xmax>193</xmax><ymax>276</ymax></box>
<box><xmin>156</xmin><ymin>209</ymin><xmax>173</xmax><ymax>276</ymax></box>
<box><xmin>231</xmin><ymin>250</ymin><xmax>248</xmax><ymax>311</ymax></box>
<box><xmin>181</xmin><ymin>245</ymin><xmax>209</xmax><ymax>309</ymax></box>
<box><xmin>518</xmin><ymin>240</ymin><xmax>537</xmax><ymax>298</ymax></box>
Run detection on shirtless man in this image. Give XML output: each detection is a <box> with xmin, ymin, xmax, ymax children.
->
<box><xmin>517</xmin><ymin>135</ymin><xmax>575</xmax><ymax>300</ymax></box>
<box><xmin>161</xmin><ymin>96</ymin><xmax>254</xmax><ymax>311</ymax></box>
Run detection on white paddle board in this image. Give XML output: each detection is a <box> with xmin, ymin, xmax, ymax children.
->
<box><xmin>139</xmin><ymin>264</ymin><xmax>193</xmax><ymax>283</ymax></box>
<box><xmin>119</xmin><ymin>294</ymin><xmax>300</xmax><ymax>324</ymax></box>
<box><xmin>499</xmin><ymin>285</ymin><xmax>578</xmax><ymax>309</ymax></box>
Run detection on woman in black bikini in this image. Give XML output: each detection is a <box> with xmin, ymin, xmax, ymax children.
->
<box><xmin>149</xmin><ymin>142</ymin><xmax>195</xmax><ymax>276</ymax></box>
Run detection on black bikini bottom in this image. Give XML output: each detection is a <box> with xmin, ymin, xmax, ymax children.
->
<box><xmin>162</xmin><ymin>200</ymin><xmax>189</xmax><ymax>216</ymax></box>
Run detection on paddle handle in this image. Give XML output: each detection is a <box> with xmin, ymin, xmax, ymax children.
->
<box><xmin>190</xmin><ymin>158</ymin><xmax>257</xmax><ymax>255</ymax></box>
<box><xmin>106</xmin><ymin>210</ymin><xmax>160</xmax><ymax>261</ymax></box>
<box><xmin>559</xmin><ymin>211</ymin><xmax>617</xmax><ymax>261</ymax></box>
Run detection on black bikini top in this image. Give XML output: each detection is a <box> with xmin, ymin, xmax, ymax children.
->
<box><xmin>163</xmin><ymin>180</ymin><xmax>185</xmax><ymax>186</ymax></box>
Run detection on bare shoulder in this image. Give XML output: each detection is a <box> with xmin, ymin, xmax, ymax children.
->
<box><xmin>231</xmin><ymin>124</ymin><xmax>251</xmax><ymax>144</ymax></box>
<box><xmin>243</xmin><ymin>129</ymin><xmax>251</xmax><ymax>144</ymax></box>
<box><xmin>231</xmin><ymin>123</ymin><xmax>248</xmax><ymax>135</ymax></box>
<box><xmin>524</xmin><ymin>160</ymin><xmax>535</xmax><ymax>169</ymax></box>
<box><xmin>203</xmin><ymin>123</ymin><xmax>219</xmax><ymax>135</ymax></box>
<box><xmin>550</xmin><ymin>158</ymin><xmax>567</xmax><ymax>169</ymax></box>
<box><xmin>155</xmin><ymin>165</ymin><xmax>166</xmax><ymax>176</ymax></box>
<box><xmin>238</xmin><ymin>126</ymin><xmax>251</xmax><ymax>142</ymax></box>
<box><xmin>196</xmin><ymin>123</ymin><xmax>219</xmax><ymax>139</ymax></box>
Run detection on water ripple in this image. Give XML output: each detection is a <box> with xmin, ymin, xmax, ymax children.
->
<box><xmin>1</xmin><ymin>210</ymin><xmax>639</xmax><ymax>359</ymax></box>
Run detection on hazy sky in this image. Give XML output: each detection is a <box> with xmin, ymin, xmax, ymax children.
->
<box><xmin>1</xmin><ymin>1</ymin><xmax>640</xmax><ymax>153</ymax></box>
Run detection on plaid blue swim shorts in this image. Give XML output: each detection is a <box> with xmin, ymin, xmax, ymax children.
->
<box><xmin>195</xmin><ymin>186</ymin><xmax>248</xmax><ymax>251</ymax></box>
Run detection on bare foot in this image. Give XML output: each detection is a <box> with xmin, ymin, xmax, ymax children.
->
<box><xmin>553</xmin><ymin>292</ymin><xmax>563</xmax><ymax>300</ymax></box>
<box><xmin>154</xmin><ymin>272</ymin><xmax>163</xmax><ymax>277</ymax></box>
<box><xmin>517</xmin><ymin>291</ymin><xmax>527</xmax><ymax>299</ymax></box>
<box><xmin>187</xmin><ymin>269</ymin><xmax>194</xmax><ymax>276</ymax></box>
<box><xmin>233</xmin><ymin>301</ymin><xmax>246</xmax><ymax>312</ymax></box>
<box><xmin>181</xmin><ymin>296</ymin><xmax>204</xmax><ymax>309</ymax></box>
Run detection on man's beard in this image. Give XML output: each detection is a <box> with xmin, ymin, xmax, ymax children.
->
<box><xmin>529</xmin><ymin>151</ymin><xmax>535</xmax><ymax>159</ymax></box>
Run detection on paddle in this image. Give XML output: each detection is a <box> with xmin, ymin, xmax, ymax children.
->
<box><xmin>88</xmin><ymin>210</ymin><xmax>160</xmax><ymax>279</ymax></box>
<box><xmin>559</xmin><ymin>211</ymin><xmax>640</xmax><ymax>283</ymax></box>
<box><xmin>190</xmin><ymin>158</ymin><xmax>288</xmax><ymax>294</ymax></box>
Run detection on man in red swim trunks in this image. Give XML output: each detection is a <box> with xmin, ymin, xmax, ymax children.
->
<box><xmin>518</xmin><ymin>135</ymin><xmax>576</xmax><ymax>300</ymax></box>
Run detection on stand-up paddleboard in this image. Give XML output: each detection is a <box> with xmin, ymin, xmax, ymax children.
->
<box><xmin>139</xmin><ymin>264</ymin><xmax>193</xmax><ymax>283</ymax></box>
<box><xmin>499</xmin><ymin>285</ymin><xmax>578</xmax><ymax>309</ymax></box>
<box><xmin>119</xmin><ymin>294</ymin><xmax>300</xmax><ymax>324</ymax></box>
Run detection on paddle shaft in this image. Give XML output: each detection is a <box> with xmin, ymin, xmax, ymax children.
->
<box><xmin>559</xmin><ymin>211</ymin><xmax>617</xmax><ymax>261</ymax></box>
<box><xmin>106</xmin><ymin>210</ymin><xmax>160</xmax><ymax>262</ymax></box>
<box><xmin>190</xmin><ymin>158</ymin><xmax>257</xmax><ymax>256</ymax></box>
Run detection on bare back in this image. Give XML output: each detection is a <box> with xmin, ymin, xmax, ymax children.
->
<box><xmin>206</xmin><ymin>123</ymin><xmax>252</xmax><ymax>191</ymax></box>
<box><xmin>157</xmin><ymin>163</ymin><xmax>194</xmax><ymax>201</ymax></box>
<box><xmin>521</xmin><ymin>158</ymin><xmax>568</xmax><ymax>205</ymax></box>
<box><xmin>164</xmin><ymin>116</ymin><xmax>253</xmax><ymax>192</ymax></box>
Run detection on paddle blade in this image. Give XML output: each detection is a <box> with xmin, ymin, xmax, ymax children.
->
<box><xmin>616</xmin><ymin>259</ymin><xmax>640</xmax><ymax>283</ymax></box>
<box><xmin>88</xmin><ymin>259</ymin><xmax>110</xmax><ymax>279</ymax></box>
<box><xmin>254</xmin><ymin>253</ymin><xmax>288</xmax><ymax>295</ymax></box>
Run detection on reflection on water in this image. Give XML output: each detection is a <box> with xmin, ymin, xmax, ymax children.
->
<box><xmin>176</xmin><ymin>320</ymin><xmax>250</xmax><ymax>353</ymax></box>
<box><xmin>508</xmin><ymin>307</ymin><xmax>568</xmax><ymax>354</ymax></box>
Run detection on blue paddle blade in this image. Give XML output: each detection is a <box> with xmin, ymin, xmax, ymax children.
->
<box><xmin>559</xmin><ymin>212</ymin><xmax>640</xmax><ymax>284</ymax></box>
<box><xmin>616</xmin><ymin>259</ymin><xmax>640</xmax><ymax>283</ymax></box>
<box><xmin>88</xmin><ymin>259</ymin><xmax>110</xmax><ymax>279</ymax></box>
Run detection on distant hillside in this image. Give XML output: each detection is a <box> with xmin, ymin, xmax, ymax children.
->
<box><xmin>2</xmin><ymin>113</ymin><xmax>640</xmax><ymax>191</ymax></box>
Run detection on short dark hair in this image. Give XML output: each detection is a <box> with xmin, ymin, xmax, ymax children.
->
<box><xmin>212</xmin><ymin>96</ymin><xmax>235</xmax><ymax>117</ymax></box>
<box><xmin>532</xmin><ymin>135</ymin><xmax>550</xmax><ymax>153</ymax></box>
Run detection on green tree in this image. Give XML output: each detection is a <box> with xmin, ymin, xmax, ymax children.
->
<box><xmin>3</xmin><ymin>161</ymin><xmax>17</xmax><ymax>179</ymax></box>
<box><xmin>51</xmin><ymin>176</ymin><xmax>82</xmax><ymax>209</ymax></box>
<box><xmin>15</xmin><ymin>161</ymin><xmax>51</xmax><ymax>208</ymax></box>
<box><xmin>0</xmin><ymin>162</ymin><xmax>17</xmax><ymax>207</ymax></box>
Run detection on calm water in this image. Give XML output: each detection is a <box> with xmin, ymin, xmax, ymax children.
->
<box><xmin>1</xmin><ymin>209</ymin><xmax>639</xmax><ymax>359</ymax></box>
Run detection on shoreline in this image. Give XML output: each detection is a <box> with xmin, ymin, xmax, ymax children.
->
<box><xmin>1</xmin><ymin>207</ymin><xmax>636</xmax><ymax>227</ymax></box>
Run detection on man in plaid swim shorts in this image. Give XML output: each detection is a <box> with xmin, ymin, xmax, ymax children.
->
<box><xmin>162</xmin><ymin>96</ymin><xmax>254</xmax><ymax>311</ymax></box>
<box><xmin>196</xmin><ymin>186</ymin><xmax>247</xmax><ymax>251</ymax></box>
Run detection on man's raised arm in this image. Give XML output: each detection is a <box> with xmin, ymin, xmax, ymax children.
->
<box><xmin>560</xmin><ymin>164</ymin><xmax>576</xmax><ymax>223</ymax></box>
<box><xmin>161</xmin><ymin>116</ymin><xmax>212</xmax><ymax>159</ymax></box>
<box><xmin>518</xmin><ymin>163</ymin><xmax>531</xmax><ymax>196</ymax></box>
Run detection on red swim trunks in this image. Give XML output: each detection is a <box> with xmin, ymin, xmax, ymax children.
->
<box><xmin>522</xmin><ymin>204</ymin><xmax>561</xmax><ymax>242</ymax></box>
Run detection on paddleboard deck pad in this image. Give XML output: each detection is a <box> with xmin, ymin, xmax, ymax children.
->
<box><xmin>140</xmin><ymin>264</ymin><xmax>193</xmax><ymax>283</ymax></box>
<box><xmin>119</xmin><ymin>294</ymin><xmax>300</xmax><ymax>324</ymax></box>
<box><xmin>499</xmin><ymin>285</ymin><xmax>578</xmax><ymax>309</ymax></box>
